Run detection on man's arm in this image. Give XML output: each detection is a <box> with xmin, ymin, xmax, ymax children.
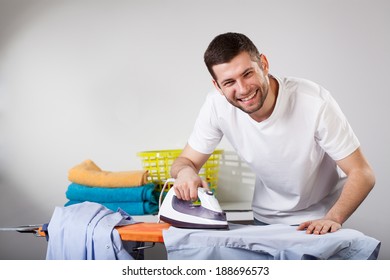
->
<box><xmin>298</xmin><ymin>147</ymin><xmax>375</xmax><ymax>234</ymax></box>
<box><xmin>170</xmin><ymin>144</ymin><xmax>211</xmax><ymax>201</ymax></box>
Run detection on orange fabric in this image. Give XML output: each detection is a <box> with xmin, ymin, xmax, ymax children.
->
<box><xmin>37</xmin><ymin>222</ymin><xmax>171</xmax><ymax>243</ymax></box>
<box><xmin>68</xmin><ymin>159</ymin><xmax>149</xmax><ymax>187</ymax></box>
<box><xmin>116</xmin><ymin>222</ymin><xmax>171</xmax><ymax>243</ymax></box>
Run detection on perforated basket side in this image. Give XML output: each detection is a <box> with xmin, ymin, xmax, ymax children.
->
<box><xmin>198</xmin><ymin>152</ymin><xmax>222</xmax><ymax>191</ymax></box>
<box><xmin>137</xmin><ymin>149</ymin><xmax>223</xmax><ymax>192</ymax></box>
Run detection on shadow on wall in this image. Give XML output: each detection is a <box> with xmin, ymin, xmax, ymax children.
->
<box><xmin>0</xmin><ymin>175</ymin><xmax>48</xmax><ymax>260</ymax></box>
<box><xmin>216</xmin><ymin>150</ymin><xmax>255</xmax><ymax>203</ymax></box>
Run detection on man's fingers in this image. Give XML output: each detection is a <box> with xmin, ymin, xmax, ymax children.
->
<box><xmin>190</xmin><ymin>186</ymin><xmax>199</xmax><ymax>201</ymax></box>
<box><xmin>201</xmin><ymin>180</ymin><xmax>210</xmax><ymax>190</ymax></box>
<box><xmin>173</xmin><ymin>182</ymin><xmax>199</xmax><ymax>201</ymax></box>
<box><xmin>320</xmin><ymin>224</ymin><xmax>331</xmax><ymax>234</ymax></box>
<box><xmin>297</xmin><ymin>219</ymin><xmax>342</xmax><ymax>235</ymax></box>
<box><xmin>330</xmin><ymin>223</ymin><xmax>342</xmax><ymax>233</ymax></box>
<box><xmin>313</xmin><ymin>224</ymin><xmax>324</xmax><ymax>235</ymax></box>
<box><xmin>173</xmin><ymin>183</ymin><xmax>191</xmax><ymax>200</ymax></box>
<box><xmin>173</xmin><ymin>179</ymin><xmax>211</xmax><ymax>201</ymax></box>
<box><xmin>297</xmin><ymin>221</ymin><xmax>311</xmax><ymax>231</ymax></box>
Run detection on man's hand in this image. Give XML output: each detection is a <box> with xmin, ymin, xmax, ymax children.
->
<box><xmin>170</xmin><ymin>144</ymin><xmax>212</xmax><ymax>201</ymax></box>
<box><xmin>297</xmin><ymin>219</ymin><xmax>341</xmax><ymax>235</ymax></box>
<box><xmin>173</xmin><ymin>167</ymin><xmax>209</xmax><ymax>201</ymax></box>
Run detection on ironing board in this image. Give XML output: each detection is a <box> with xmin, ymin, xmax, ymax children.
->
<box><xmin>33</xmin><ymin>222</ymin><xmax>171</xmax><ymax>243</ymax></box>
<box><xmin>1</xmin><ymin>222</ymin><xmax>381</xmax><ymax>260</ymax></box>
<box><xmin>117</xmin><ymin>222</ymin><xmax>171</xmax><ymax>242</ymax></box>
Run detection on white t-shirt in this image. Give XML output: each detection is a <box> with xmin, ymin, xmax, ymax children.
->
<box><xmin>188</xmin><ymin>76</ymin><xmax>360</xmax><ymax>225</ymax></box>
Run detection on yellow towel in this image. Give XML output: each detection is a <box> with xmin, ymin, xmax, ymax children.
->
<box><xmin>68</xmin><ymin>159</ymin><xmax>149</xmax><ymax>187</ymax></box>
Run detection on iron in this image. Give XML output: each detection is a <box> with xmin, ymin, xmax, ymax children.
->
<box><xmin>158</xmin><ymin>179</ymin><xmax>229</xmax><ymax>229</ymax></box>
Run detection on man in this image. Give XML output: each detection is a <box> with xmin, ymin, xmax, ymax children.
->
<box><xmin>170</xmin><ymin>32</ymin><xmax>375</xmax><ymax>235</ymax></box>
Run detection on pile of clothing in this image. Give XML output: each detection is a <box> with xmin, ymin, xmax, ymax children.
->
<box><xmin>64</xmin><ymin>159</ymin><xmax>158</xmax><ymax>215</ymax></box>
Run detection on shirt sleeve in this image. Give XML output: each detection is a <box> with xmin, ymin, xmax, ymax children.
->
<box><xmin>315</xmin><ymin>91</ymin><xmax>360</xmax><ymax>161</ymax></box>
<box><xmin>188</xmin><ymin>93</ymin><xmax>224</xmax><ymax>154</ymax></box>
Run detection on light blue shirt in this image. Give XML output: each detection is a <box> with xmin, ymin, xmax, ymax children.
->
<box><xmin>46</xmin><ymin>201</ymin><xmax>136</xmax><ymax>260</ymax></box>
<box><xmin>163</xmin><ymin>223</ymin><xmax>381</xmax><ymax>260</ymax></box>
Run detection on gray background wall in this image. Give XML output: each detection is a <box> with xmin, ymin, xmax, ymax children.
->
<box><xmin>0</xmin><ymin>0</ymin><xmax>389</xmax><ymax>259</ymax></box>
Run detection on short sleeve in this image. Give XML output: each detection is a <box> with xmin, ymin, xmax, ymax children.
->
<box><xmin>315</xmin><ymin>92</ymin><xmax>360</xmax><ymax>161</ymax></box>
<box><xmin>188</xmin><ymin>94</ymin><xmax>223</xmax><ymax>154</ymax></box>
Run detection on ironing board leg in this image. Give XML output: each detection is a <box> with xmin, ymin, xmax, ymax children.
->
<box><xmin>132</xmin><ymin>242</ymin><xmax>156</xmax><ymax>259</ymax></box>
<box><xmin>123</xmin><ymin>241</ymin><xmax>157</xmax><ymax>260</ymax></box>
<box><xmin>132</xmin><ymin>242</ymin><xmax>156</xmax><ymax>251</ymax></box>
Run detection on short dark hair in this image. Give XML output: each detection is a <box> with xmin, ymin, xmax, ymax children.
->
<box><xmin>204</xmin><ymin>32</ymin><xmax>261</xmax><ymax>80</ymax></box>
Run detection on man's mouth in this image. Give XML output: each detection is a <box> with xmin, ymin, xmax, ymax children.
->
<box><xmin>239</xmin><ymin>90</ymin><xmax>257</xmax><ymax>102</ymax></box>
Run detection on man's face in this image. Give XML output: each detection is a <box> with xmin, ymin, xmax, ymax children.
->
<box><xmin>212</xmin><ymin>52</ymin><xmax>270</xmax><ymax>116</ymax></box>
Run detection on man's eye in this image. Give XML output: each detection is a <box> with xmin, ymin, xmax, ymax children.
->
<box><xmin>223</xmin><ymin>81</ymin><xmax>234</xmax><ymax>87</ymax></box>
<box><xmin>244</xmin><ymin>71</ymin><xmax>253</xmax><ymax>77</ymax></box>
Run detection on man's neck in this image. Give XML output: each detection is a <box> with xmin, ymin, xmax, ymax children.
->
<box><xmin>250</xmin><ymin>75</ymin><xmax>279</xmax><ymax>122</ymax></box>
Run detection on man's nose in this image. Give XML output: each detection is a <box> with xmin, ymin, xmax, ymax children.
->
<box><xmin>236</xmin><ymin>79</ymin><xmax>249</xmax><ymax>94</ymax></box>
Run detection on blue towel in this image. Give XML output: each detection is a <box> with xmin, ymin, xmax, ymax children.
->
<box><xmin>65</xmin><ymin>183</ymin><xmax>158</xmax><ymax>203</ymax></box>
<box><xmin>64</xmin><ymin>200</ymin><xmax>158</xmax><ymax>216</ymax></box>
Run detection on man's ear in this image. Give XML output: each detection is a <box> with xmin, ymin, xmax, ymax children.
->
<box><xmin>259</xmin><ymin>54</ymin><xmax>269</xmax><ymax>74</ymax></box>
<box><xmin>212</xmin><ymin>79</ymin><xmax>224</xmax><ymax>95</ymax></box>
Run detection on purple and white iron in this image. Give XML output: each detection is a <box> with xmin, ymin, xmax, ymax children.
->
<box><xmin>158</xmin><ymin>179</ymin><xmax>229</xmax><ymax>229</ymax></box>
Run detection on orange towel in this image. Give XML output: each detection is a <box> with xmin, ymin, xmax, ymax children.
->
<box><xmin>68</xmin><ymin>159</ymin><xmax>149</xmax><ymax>187</ymax></box>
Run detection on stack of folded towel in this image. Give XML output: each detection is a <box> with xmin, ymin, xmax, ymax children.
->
<box><xmin>64</xmin><ymin>159</ymin><xmax>158</xmax><ymax>215</ymax></box>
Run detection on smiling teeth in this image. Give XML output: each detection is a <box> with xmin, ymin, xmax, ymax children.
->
<box><xmin>241</xmin><ymin>91</ymin><xmax>257</xmax><ymax>101</ymax></box>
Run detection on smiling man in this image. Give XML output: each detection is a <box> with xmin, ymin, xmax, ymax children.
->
<box><xmin>170</xmin><ymin>32</ymin><xmax>375</xmax><ymax>235</ymax></box>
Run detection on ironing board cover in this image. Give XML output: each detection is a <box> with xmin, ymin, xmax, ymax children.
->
<box><xmin>37</xmin><ymin>222</ymin><xmax>171</xmax><ymax>243</ymax></box>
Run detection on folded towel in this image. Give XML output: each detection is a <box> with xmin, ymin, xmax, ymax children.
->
<box><xmin>65</xmin><ymin>200</ymin><xmax>158</xmax><ymax>216</ymax></box>
<box><xmin>68</xmin><ymin>159</ymin><xmax>149</xmax><ymax>187</ymax></box>
<box><xmin>65</xmin><ymin>183</ymin><xmax>158</xmax><ymax>203</ymax></box>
